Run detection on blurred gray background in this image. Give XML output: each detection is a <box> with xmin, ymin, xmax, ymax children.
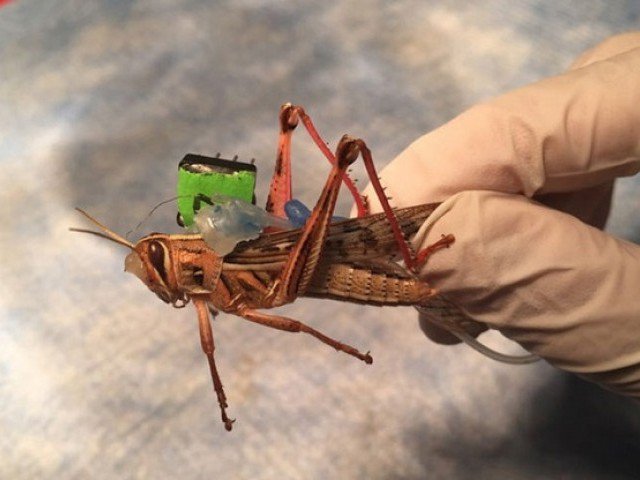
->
<box><xmin>2</xmin><ymin>1</ymin><xmax>640</xmax><ymax>479</ymax></box>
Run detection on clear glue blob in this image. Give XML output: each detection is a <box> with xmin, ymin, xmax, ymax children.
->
<box><xmin>190</xmin><ymin>195</ymin><xmax>292</xmax><ymax>255</ymax></box>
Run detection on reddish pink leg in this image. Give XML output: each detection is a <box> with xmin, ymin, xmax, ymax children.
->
<box><xmin>265</xmin><ymin>104</ymin><xmax>368</xmax><ymax>218</ymax></box>
<box><xmin>265</xmin><ymin>105</ymin><xmax>452</xmax><ymax>273</ymax></box>
<box><xmin>265</xmin><ymin>104</ymin><xmax>298</xmax><ymax>217</ymax></box>
<box><xmin>414</xmin><ymin>234</ymin><xmax>455</xmax><ymax>267</ymax></box>
<box><xmin>354</xmin><ymin>139</ymin><xmax>454</xmax><ymax>273</ymax></box>
<box><xmin>272</xmin><ymin>135</ymin><xmax>360</xmax><ymax>304</ymax></box>
<box><xmin>294</xmin><ymin>107</ymin><xmax>368</xmax><ymax>217</ymax></box>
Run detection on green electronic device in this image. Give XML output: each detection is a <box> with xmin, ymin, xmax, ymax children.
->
<box><xmin>176</xmin><ymin>153</ymin><xmax>257</xmax><ymax>227</ymax></box>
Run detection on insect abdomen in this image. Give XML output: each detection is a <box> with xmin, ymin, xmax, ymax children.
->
<box><xmin>306</xmin><ymin>263</ymin><xmax>434</xmax><ymax>305</ymax></box>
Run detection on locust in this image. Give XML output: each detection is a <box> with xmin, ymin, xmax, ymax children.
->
<box><xmin>72</xmin><ymin>104</ymin><xmax>455</xmax><ymax>431</ymax></box>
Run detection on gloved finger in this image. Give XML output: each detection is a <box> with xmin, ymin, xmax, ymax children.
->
<box><xmin>563</xmin><ymin>31</ymin><xmax>640</xmax><ymax>230</ymax></box>
<box><xmin>361</xmin><ymin>35</ymin><xmax>640</xmax><ymax>213</ymax></box>
<box><xmin>416</xmin><ymin>190</ymin><xmax>640</xmax><ymax>398</ymax></box>
<box><xmin>560</xmin><ymin>31</ymin><xmax>640</xmax><ymax>225</ymax></box>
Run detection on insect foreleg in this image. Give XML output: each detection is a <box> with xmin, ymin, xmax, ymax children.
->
<box><xmin>194</xmin><ymin>297</ymin><xmax>235</xmax><ymax>431</ymax></box>
<box><xmin>239</xmin><ymin>308</ymin><xmax>373</xmax><ymax>364</ymax></box>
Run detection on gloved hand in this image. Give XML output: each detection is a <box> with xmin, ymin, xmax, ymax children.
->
<box><xmin>362</xmin><ymin>32</ymin><xmax>640</xmax><ymax>397</ymax></box>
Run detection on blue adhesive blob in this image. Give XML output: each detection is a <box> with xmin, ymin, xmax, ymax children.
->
<box><xmin>285</xmin><ymin>199</ymin><xmax>346</xmax><ymax>227</ymax></box>
<box><xmin>192</xmin><ymin>197</ymin><xmax>349</xmax><ymax>255</ymax></box>
<box><xmin>285</xmin><ymin>199</ymin><xmax>311</xmax><ymax>228</ymax></box>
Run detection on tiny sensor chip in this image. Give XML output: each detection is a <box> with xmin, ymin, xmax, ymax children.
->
<box><xmin>177</xmin><ymin>154</ymin><xmax>257</xmax><ymax>227</ymax></box>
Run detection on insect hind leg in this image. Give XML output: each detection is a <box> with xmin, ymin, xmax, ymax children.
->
<box><xmin>352</xmin><ymin>138</ymin><xmax>454</xmax><ymax>273</ymax></box>
<box><xmin>266</xmin><ymin>104</ymin><xmax>298</xmax><ymax>217</ymax></box>
<box><xmin>270</xmin><ymin>135</ymin><xmax>359</xmax><ymax>305</ymax></box>
<box><xmin>265</xmin><ymin>104</ymin><xmax>368</xmax><ymax>218</ymax></box>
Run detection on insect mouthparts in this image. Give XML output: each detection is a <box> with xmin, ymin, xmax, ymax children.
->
<box><xmin>124</xmin><ymin>251</ymin><xmax>148</xmax><ymax>283</ymax></box>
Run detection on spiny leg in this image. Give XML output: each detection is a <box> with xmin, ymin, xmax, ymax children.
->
<box><xmin>353</xmin><ymin>139</ymin><xmax>454</xmax><ymax>273</ymax></box>
<box><xmin>270</xmin><ymin>135</ymin><xmax>359</xmax><ymax>305</ymax></box>
<box><xmin>240</xmin><ymin>308</ymin><xmax>372</xmax><ymax>364</ymax></box>
<box><xmin>267</xmin><ymin>104</ymin><xmax>368</xmax><ymax>218</ymax></box>
<box><xmin>293</xmin><ymin>106</ymin><xmax>366</xmax><ymax>216</ymax></box>
<box><xmin>193</xmin><ymin>297</ymin><xmax>235</xmax><ymax>431</ymax></box>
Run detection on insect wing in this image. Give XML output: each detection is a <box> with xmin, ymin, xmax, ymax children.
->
<box><xmin>225</xmin><ymin>203</ymin><xmax>438</xmax><ymax>265</ymax></box>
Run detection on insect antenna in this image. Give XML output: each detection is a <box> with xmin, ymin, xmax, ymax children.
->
<box><xmin>124</xmin><ymin>196</ymin><xmax>182</xmax><ymax>239</ymax></box>
<box><xmin>70</xmin><ymin>208</ymin><xmax>135</xmax><ymax>250</ymax></box>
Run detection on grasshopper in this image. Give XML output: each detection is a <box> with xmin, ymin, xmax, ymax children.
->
<box><xmin>72</xmin><ymin>104</ymin><xmax>454</xmax><ymax>431</ymax></box>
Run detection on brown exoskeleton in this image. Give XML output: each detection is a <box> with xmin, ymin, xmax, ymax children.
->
<box><xmin>72</xmin><ymin>104</ymin><xmax>454</xmax><ymax>431</ymax></box>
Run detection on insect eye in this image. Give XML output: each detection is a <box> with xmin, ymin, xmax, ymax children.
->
<box><xmin>193</xmin><ymin>269</ymin><xmax>204</xmax><ymax>285</ymax></box>
<box><xmin>148</xmin><ymin>240</ymin><xmax>169</xmax><ymax>283</ymax></box>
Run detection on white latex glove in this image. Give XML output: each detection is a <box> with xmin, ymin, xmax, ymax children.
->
<box><xmin>363</xmin><ymin>32</ymin><xmax>640</xmax><ymax>397</ymax></box>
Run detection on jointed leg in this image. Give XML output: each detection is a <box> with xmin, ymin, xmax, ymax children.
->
<box><xmin>266</xmin><ymin>104</ymin><xmax>368</xmax><ymax>218</ymax></box>
<box><xmin>240</xmin><ymin>308</ymin><xmax>372</xmax><ymax>364</ymax></box>
<box><xmin>270</xmin><ymin>136</ymin><xmax>359</xmax><ymax>305</ymax></box>
<box><xmin>293</xmin><ymin>106</ymin><xmax>367</xmax><ymax>217</ymax></box>
<box><xmin>266</xmin><ymin>104</ymin><xmax>298</xmax><ymax>217</ymax></box>
<box><xmin>414</xmin><ymin>234</ymin><xmax>455</xmax><ymax>267</ymax></box>
<box><xmin>194</xmin><ymin>297</ymin><xmax>235</xmax><ymax>431</ymax></box>
<box><xmin>352</xmin><ymin>139</ymin><xmax>454</xmax><ymax>273</ymax></box>
<box><xmin>266</xmin><ymin>105</ymin><xmax>453</xmax><ymax>281</ymax></box>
